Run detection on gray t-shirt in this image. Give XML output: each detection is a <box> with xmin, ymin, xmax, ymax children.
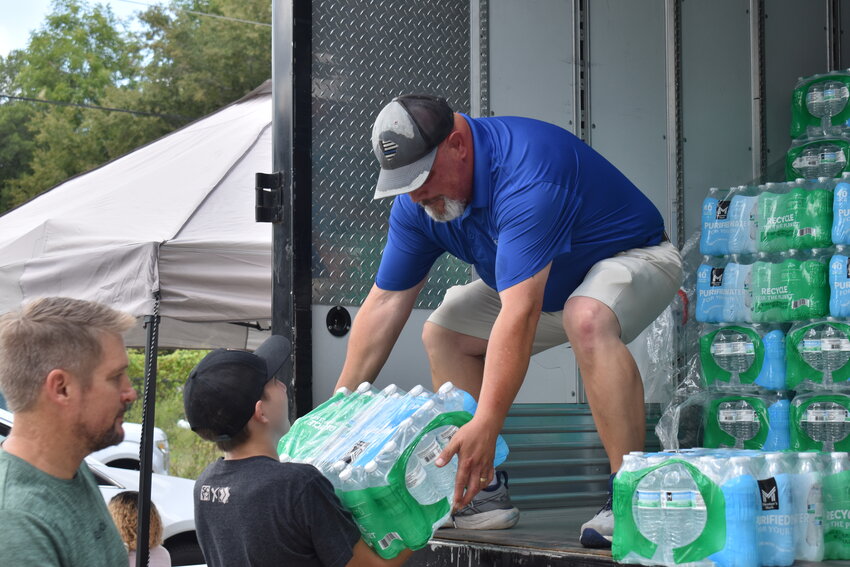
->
<box><xmin>195</xmin><ymin>456</ymin><xmax>361</xmax><ymax>567</ymax></box>
<box><xmin>0</xmin><ymin>449</ymin><xmax>127</xmax><ymax>566</ymax></box>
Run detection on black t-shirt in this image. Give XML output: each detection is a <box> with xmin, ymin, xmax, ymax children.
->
<box><xmin>194</xmin><ymin>456</ymin><xmax>361</xmax><ymax>567</ymax></box>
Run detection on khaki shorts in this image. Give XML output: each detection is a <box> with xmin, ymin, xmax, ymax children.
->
<box><xmin>426</xmin><ymin>241</ymin><xmax>683</xmax><ymax>350</ymax></box>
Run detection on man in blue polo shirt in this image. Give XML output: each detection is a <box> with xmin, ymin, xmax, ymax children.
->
<box><xmin>334</xmin><ymin>95</ymin><xmax>682</xmax><ymax>547</ymax></box>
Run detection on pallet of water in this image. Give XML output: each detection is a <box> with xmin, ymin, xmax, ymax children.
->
<box><xmin>276</xmin><ymin>381</ymin><xmax>508</xmax><ymax>559</ymax></box>
<box><xmin>613</xmin><ymin>449</ymin><xmax>850</xmax><ymax>567</ymax></box>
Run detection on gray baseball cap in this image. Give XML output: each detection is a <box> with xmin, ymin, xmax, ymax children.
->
<box><xmin>371</xmin><ymin>95</ymin><xmax>454</xmax><ymax>199</ymax></box>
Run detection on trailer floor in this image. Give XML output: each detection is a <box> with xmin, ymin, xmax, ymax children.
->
<box><xmin>406</xmin><ymin>506</ymin><xmax>850</xmax><ymax>567</ymax></box>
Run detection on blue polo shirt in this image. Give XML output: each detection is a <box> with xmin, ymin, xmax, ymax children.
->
<box><xmin>376</xmin><ymin>114</ymin><xmax>665</xmax><ymax>312</ymax></box>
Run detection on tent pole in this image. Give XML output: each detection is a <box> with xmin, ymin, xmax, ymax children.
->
<box><xmin>135</xmin><ymin>300</ymin><xmax>160</xmax><ymax>567</ymax></box>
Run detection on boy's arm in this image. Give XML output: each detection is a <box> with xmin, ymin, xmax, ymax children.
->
<box><xmin>345</xmin><ymin>540</ymin><xmax>413</xmax><ymax>567</ymax></box>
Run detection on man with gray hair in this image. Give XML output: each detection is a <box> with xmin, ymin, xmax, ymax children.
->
<box><xmin>0</xmin><ymin>297</ymin><xmax>137</xmax><ymax>566</ymax></box>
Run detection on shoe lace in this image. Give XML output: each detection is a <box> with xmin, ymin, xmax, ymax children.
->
<box><xmin>598</xmin><ymin>495</ymin><xmax>613</xmax><ymax>514</ymax></box>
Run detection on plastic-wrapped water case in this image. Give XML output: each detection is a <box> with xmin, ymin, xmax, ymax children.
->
<box><xmin>699</xmin><ymin>324</ymin><xmax>786</xmax><ymax>391</ymax></box>
<box><xmin>757</xmin><ymin>180</ymin><xmax>833</xmax><ymax>250</ymax></box>
<box><xmin>276</xmin><ymin>382</ymin><xmax>509</xmax><ymax>558</ymax></box>
<box><xmin>791</xmin><ymin>71</ymin><xmax>850</xmax><ymax>140</ymax></box>
<box><xmin>791</xmin><ymin>392</ymin><xmax>850</xmax><ymax>452</ymax></box>
<box><xmin>613</xmin><ymin>452</ymin><xmax>760</xmax><ymax>567</ymax></box>
<box><xmin>750</xmin><ymin>252</ymin><xmax>829</xmax><ymax>323</ymax></box>
<box><xmin>786</xmin><ymin>137</ymin><xmax>850</xmax><ymax>181</ymax></box>
<box><xmin>695</xmin><ymin>259</ymin><xmax>753</xmax><ymax>324</ymax></box>
<box><xmin>785</xmin><ymin>320</ymin><xmax>850</xmax><ymax>390</ymax></box>
<box><xmin>700</xmin><ymin>186</ymin><xmax>759</xmax><ymax>256</ymax></box>
<box><xmin>703</xmin><ymin>392</ymin><xmax>791</xmax><ymax>451</ymax></box>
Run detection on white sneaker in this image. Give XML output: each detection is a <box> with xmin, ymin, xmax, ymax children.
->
<box><xmin>579</xmin><ymin>496</ymin><xmax>614</xmax><ymax>548</ymax></box>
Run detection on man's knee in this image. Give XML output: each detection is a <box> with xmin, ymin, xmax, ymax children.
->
<box><xmin>422</xmin><ymin>322</ymin><xmax>486</xmax><ymax>357</ymax></box>
<box><xmin>563</xmin><ymin>297</ymin><xmax>622</xmax><ymax>351</ymax></box>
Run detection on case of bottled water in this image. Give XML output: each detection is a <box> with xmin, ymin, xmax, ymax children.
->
<box><xmin>791</xmin><ymin>71</ymin><xmax>850</xmax><ymax>140</ymax></box>
<box><xmin>785</xmin><ymin>137</ymin><xmax>850</xmax><ymax>181</ymax></box>
<box><xmin>790</xmin><ymin>392</ymin><xmax>850</xmax><ymax>452</ymax></box>
<box><xmin>613</xmin><ymin>450</ymin><xmax>759</xmax><ymax>567</ymax></box>
<box><xmin>701</xmin><ymin>186</ymin><xmax>759</xmax><ymax>256</ymax></box>
<box><xmin>785</xmin><ymin>320</ymin><xmax>850</xmax><ymax>389</ymax></box>
<box><xmin>703</xmin><ymin>393</ymin><xmax>790</xmax><ymax>451</ymax></box>
<box><xmin>699</xmin><ymin>324</ymin><xmax>786</xmax><ymax>391</ymax></box>
<box><xmin>276</xmin><ymin>381</ymin><xmax>509</xmax><ymax>558</ymax></box>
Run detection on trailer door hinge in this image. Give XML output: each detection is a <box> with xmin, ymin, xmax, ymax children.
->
<box><xmin>255</xmin><ymin>171</ymin><xmax>285</xmax><ymax>223</ymax></box>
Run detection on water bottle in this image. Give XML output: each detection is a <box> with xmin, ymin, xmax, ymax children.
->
<box><xmin>799</xmin><ymin>181</ymin><xmax>835</xmax><ymax>248</ymax></box>
<box><xmin>807</xmin><ymin>83</ymin><xmax>826</xmax><ymax>126</ymax></box>
<box><xmin>661</xmin><ymin>460</ymin><xmax>706</xmax><ymax>562</ymax></box>
<box><xmin>696</xmin><ymin>262</ymin><xmax>727</xmax><ymax>323</ymax></box>
<box><xmin>823</xmin><ymin>452</ymin><xmax>850</xmax><ymax>559</ymax></box>
<box><xmin>823</xmin><ymin>81</ymin><xmax>850</xmax><ymax>129</ymax></box>
<box><xmin>794</xmin><ymin>452</ymin><xmax>825</xmax><ymax>562</ymax></box>
<box><xmin>830</xmin><ymin>251</ymin><xmax>850</xmax><ymax>317</ymax></box>
<box><xmin>802</xmin><ymin>401</ymin><xmax>828</xmax><ymax>446</ymax></box>
<box><xmin>728</xmin><ymin>193</ymin><xmax>759</xmax><ymax>254</ymax></box>
<box><xmin>701</xmin><ymin>189</ymin><xmax>731</xmax><ymax>256</ymax></box>
<box><xmin>833</xmin><ymin>183</ymin><xmax>850</xmax><ymax>245</ymax></box>
<box><xmin>763</xmin><ymin>398</ymin><xmax>791</xmax><ymax>451</ymax></box>
<box><xmin>404</xmin><ymin>459</ymin><xmax>441</xmax><ymax>505</ymax></box>
<box><xmin>717</xmin><ymin>399</ymin><xmax>760</xmax><ymax>449</ymax></box>
<box><xmin>413</xmin><ymin>434</ymin><xmax>455</xmax><ymax>502</ymax></box>
<box><xmin>436</xmin><ymin>382</ymin><xmax>465</xmax><ymax>412</ymax></box>
<box><xmin>634</xmin><ymin>455</ymin><xmax>666</xmax><ymax>550</ymax></box>
<box><xmin>710</xmin><ymin>328</ymin><xmax>756</xmax><ymax>385</ymax></box>
<box><xmin>710</xmin><ymin>456</ymin><xmax>760</xmax><ymax>567</ymax></box>
<box><xmin>757</xmin><ymin>453</ymin><xmax>795</xmax><ymax>566</ymax></box>
<box><xmin>757</xmin><ymin>329</ymin><xmax>787</xmax><ymax>390</ymax></box>
<box><xmin>721</xmin><ymin>262</ymin><xmax>753</xmax><ymax>323</ymax></box>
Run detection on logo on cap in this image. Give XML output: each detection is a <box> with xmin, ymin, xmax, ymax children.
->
<box><xmin>380</xmin><ymin>139</ymin><xmax>399</xmax><ymax>161</ymax></box>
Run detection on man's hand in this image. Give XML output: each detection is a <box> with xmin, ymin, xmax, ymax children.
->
<box><xmin>435</xmin><ymin>415</ymin><xmax>500</xmax><ymax>509</ymax></box>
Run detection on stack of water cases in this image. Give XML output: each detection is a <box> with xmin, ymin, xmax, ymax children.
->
<box><xmin>787</xmin><ymin>71</ymin><xmax>850</xmax><ymax>181</ymax></box>
<box><xmin>276</xmin><ymin>382</ymin><xmax>509</xmax><ymax>559</ymax></box>
<box><xmin>612</xmin><ymin>449</ymin><xmax>850</xmax><ymax>566</ymax></box>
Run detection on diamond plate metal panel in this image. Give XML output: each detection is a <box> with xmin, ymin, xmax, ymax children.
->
<box><xmin>311</xmin><ymin>0</ymin><xmax>472</xmax><ymax>309</ymax></box>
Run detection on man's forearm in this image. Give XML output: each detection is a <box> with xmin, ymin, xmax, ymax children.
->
<box><xmin>335</xmin><ymin>282</ymin><xmax>424</xmax><ymax>391</ymax></box>
<box><xmin>474</xmin><ymin>307</ymin><xmax>540</xmax><ymax>428</ymax></box>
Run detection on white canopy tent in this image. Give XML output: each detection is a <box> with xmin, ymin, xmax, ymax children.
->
<box><xmin>0</xmin><ymin>82</ymin><xmax>274</xmax><ymax>349</ymax></box>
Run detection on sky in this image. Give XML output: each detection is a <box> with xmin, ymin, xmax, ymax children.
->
<box><xmin>0</xmin><ymin>0</ymin><xmax>149</xmax><ymax>57</ymax></box>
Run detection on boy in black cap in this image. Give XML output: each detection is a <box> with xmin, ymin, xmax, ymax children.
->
<box><xmin>184</xmin><ymin>335</ymin><xmax>412</xmax><ymax>567</ymax></box>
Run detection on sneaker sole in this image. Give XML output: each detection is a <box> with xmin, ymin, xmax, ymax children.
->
<box><xmin>451</xmin><ymin>506</ymin><xmax>520</xmax><ymax>530</ymax></box>
<box><xmin>579</xmin><ymin>527</ymin><xmax>612</xmax><ymax>549</ymax></box>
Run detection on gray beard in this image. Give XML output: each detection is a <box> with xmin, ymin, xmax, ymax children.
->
<box><xmin>423</xmin><ymin>197</ymin><xmax>467</xmax><ymax>222</ymax></box>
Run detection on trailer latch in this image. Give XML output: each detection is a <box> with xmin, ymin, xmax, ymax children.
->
<box><xmin>255</xmin><ymin>171</ymin><xmax>285</xmax><ymax>223</ymax></box>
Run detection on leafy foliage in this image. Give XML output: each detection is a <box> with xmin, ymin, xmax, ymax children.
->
<box><xmin>126</xmin><ymin>348</ymin><xmax>221</xmax><ymax>479</ymax></box>
<box><xmin>0</xmin><ymin>0</ymin><xmax>271</xmax><ymax>211</ymax></box>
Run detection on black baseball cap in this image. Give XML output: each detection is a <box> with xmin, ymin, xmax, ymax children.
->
<box><xmin>183</xmin><ymin>335</ymin><xmax>291</xmax><ymax>441</ymax></box>
<box><xmin>371</xmin><ymin>94</ymin><xmax>455</xmax><ymax>199</ymax></box>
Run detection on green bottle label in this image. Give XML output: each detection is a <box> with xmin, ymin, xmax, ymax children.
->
<box><xmin>823</xmin><ymin>470</ymin><xmax>850</xmax><ymax>559</ymax></box>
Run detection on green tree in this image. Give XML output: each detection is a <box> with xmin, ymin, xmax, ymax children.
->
<box><xmin>137</xmin><ymin>0</ymin><xmax>271</xmax><ymax>118</ymax></box>
<box><xmin>0</xmin><ymin>0</ymin><xmax>272</xmax><ymax>212</ymax></box>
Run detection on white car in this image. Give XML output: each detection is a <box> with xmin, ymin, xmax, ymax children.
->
<box><xmin>90</xmin><ymin>420</ymin><xmax>170</xmax><ymax>475</ymax></box>
<box><xmin>0</xmin><ymin>410</ymin><xmax>203</xmax><ymax>565</ymax></box>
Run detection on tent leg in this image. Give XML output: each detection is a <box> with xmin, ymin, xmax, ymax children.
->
<box><xmin>135</xmin><ymin>308</ymin><xmax>160</xmax><ymax>567</ymax></box>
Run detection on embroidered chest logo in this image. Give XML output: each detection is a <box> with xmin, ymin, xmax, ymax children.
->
<box><xmin>200</xmin><ymin>485</ymin><xmax>232</xmax><ymax>504</ymax></box>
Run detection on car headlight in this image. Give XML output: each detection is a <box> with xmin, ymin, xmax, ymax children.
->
<box><xmin>156</xmin><ymin>439</ymin><xmax>169</xmax><ymax>454</ymax></box>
